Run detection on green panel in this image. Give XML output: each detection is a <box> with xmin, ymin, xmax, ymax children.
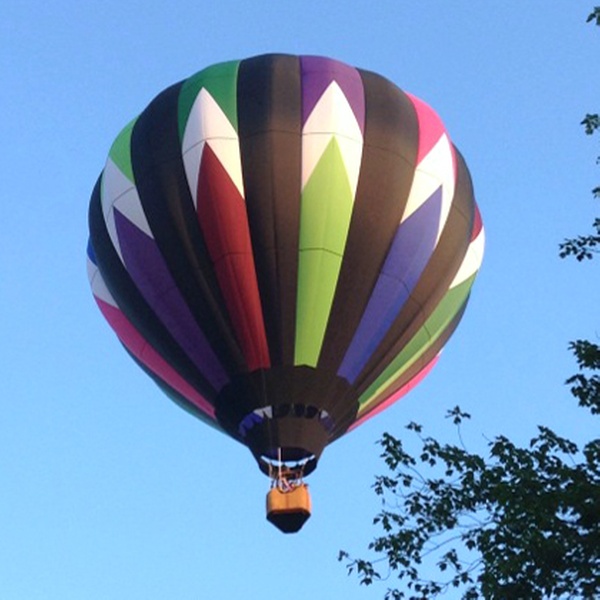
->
<box><xmin>178</xmin><ymin>60</ymin><xmax>240</xmax><ymax>140</ymax></box>
<box><xmin>108</xmin><ymin>118</ymin><xmax>137</xmax><ymax>183</ymax></box>
<box><xmin>358</xmin><ymin>274</ymin><xmax>476</xmax><ymax>408</ymax></box>
<box><xmin>295</xmin><ymin>138</ymin><xmax>354</xmax><ymax>366</ymax></box>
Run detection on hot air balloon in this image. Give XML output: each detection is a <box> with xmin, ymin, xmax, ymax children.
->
<box><xmin>87</xmin><ymin>54</ymin><xmax>484</xmax><ymax>533</ymax></box>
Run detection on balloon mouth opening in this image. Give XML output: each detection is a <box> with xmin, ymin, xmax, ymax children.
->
<box><xmin>261</xmin><ymin>447</ymin><xmax>315</xmax><ymax>462</ymax></box>
<box><xmin>258</xmin><ymin>451</ymin><xmax>318</xmax><ymax>478</ymax></box>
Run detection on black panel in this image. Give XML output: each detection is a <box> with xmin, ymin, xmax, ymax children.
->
<box><xmin>237</xmin><ymin>54</ymin><xmax>302</xmax><ymax>366</ymax></box>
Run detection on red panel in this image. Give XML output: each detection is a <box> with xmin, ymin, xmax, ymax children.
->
<box><xmin>471</xmin><ymin>204</ymin><xmax>483</xmax><ymax>240</ymax></box>
<box><xmin>196</xmin><ymin>144</ymin><xmax>270</xmax><ymax>371</ymax></box>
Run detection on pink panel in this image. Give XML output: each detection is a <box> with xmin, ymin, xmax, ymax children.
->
<box><xmin>349</xmin><ymin>356</ymin><xmax>439</xmax><ymax>431</ymax></box>
<box><xmin>95</xmin><ymin>297</ymin><xmax>216</xmax><ymax>418</ymax></box>
<box><xmin>407</xmin><ymin>93</ymin><xmax>449</xmax><ymax>165</ymax></box>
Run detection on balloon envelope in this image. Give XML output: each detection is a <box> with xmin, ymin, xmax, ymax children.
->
<box><xmin>87</xmin><ymin>54</ymin><xmax>484</xmax><ymax>474</ymax></box>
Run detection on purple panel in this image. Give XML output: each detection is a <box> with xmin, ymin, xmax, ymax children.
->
<box><xmin>114</xmin><ymin>209</ymin><xmax>229</xmax><ymax>390</ymax></box>
<box><xmin>338</xmin><ymin>187</ymin><xmax>443</xmax><ymax>383</ymax></box>
<box><xmin>300</xmin><ymin>56</ymin><xmax>365</xmax><ymax>133</ymax></box>
<box><xmin>87</xmin><ymin>239</ymin><xmax>96</xmax><ymax>263</ymax></box>
<box><xmin>238</xmin><ymin>412</ymin><xmax>265</xmax><ymax>437</ymax></box>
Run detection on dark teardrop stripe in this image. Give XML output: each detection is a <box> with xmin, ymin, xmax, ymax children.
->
<box><xmin>237</xmin><ymin>54</ymin><xmax>302</xmax><ymax>367</ymax></box>
<box><xmin>130</xmin><ymin>82</ymin><xmax>247</xmax><ymax>375</ymax></box>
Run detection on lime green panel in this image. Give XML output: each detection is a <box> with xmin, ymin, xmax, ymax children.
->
<box><xmin>358</xmin><ymin>274</ymin><xmax>476</xmax><ymax>408</ymax></box>
<box><xmin>108</xmin><ymin>118</ymin><xmax>137</xmax><ymax>183</ymax></box>
<box><xmin>178</xmin><ymin>60</ymin><xmax>240</xmax><ymax>140</ymax></box>
<box><xmin>295</xmin><ymin>250</ymin><xmax>345</xmax><ymax>365</ymax></box>
<box><xmin>295</xmin><ymin>138</ymin><xmax>354</xmax><ymax>366</ymax></box>
<box><xmin>298</xmin><ymin>138</ymin><xmax>354</xmax><ymax>253</ymax></box>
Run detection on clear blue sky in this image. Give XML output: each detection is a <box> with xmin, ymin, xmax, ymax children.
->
<box><xmin>1</xmin><ymin>2</ymin><xmax>598</xmax><ymax>599</ymax></box>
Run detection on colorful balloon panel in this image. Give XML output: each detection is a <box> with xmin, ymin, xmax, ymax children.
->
<box><xmin>88</xmin><ymin>54</ymin><xmax>484</xmax><ymax>471</ymax></box>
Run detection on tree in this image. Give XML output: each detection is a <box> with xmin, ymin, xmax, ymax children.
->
<box><xmin>559</xmin><ymin>111</ymin><xmax>600</xmax><ymax>261</ymax></box>
<box><xmin>558</xmin><ymin>8</ymin><xmax>600</xmax><ymax>263</ymax></box>
<box><xmin>339</xmin><ymin>405</ymin><xmax>599</xmax><ymax>599</ymax></box>
<box><xmin>340</xmin><ymin>9</ymin><xmax>600</xmax><ymax>599</ymax></box>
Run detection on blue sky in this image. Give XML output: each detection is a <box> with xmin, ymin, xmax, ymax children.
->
<box><xmin>1</xmin><ymin>2</ymin><xmax>598</xmax><ymax>599</ymax></box>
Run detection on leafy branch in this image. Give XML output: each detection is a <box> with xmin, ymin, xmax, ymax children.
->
<box><xmin>340</xmin><ymin>409</ymin><xmax>600</xmax><ymax>599</ymax></box>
